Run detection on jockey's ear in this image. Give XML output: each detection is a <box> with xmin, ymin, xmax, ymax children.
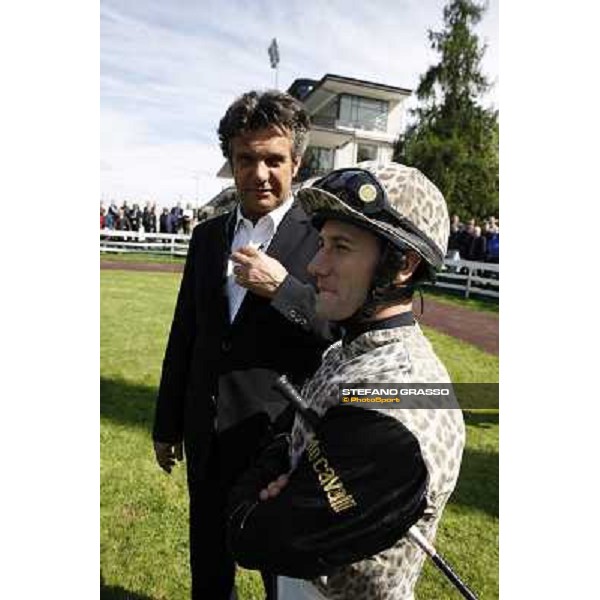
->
<box><xmin>392</xmin><ymin>251</ymin><xmax>422</xmax><ymax>286</ymax></box>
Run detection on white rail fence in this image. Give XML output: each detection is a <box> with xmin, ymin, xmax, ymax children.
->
<box><xmin>100</xmin><ymin>229</ymin><xmax>191</xmax><ymax>256</ymax></box>
<box><xmin>100</xmin><ymin>230</ymin><xmax>499</xmax><ymax>299</ymax></box>
<box><xmin>432</xmin><ymin>259</ymin><xmax>499</xmax><ymax>299</ymax></box>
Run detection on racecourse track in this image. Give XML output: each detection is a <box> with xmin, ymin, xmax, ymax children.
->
<box><xmin>101</xmin><ymin>260</ymin><xmax>498</xmax><ymax>355</ymax></box>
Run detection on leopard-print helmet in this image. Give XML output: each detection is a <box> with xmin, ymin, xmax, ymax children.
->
<box><xmin>297</xmin><ymin>161</ymin><xmax>449</xmax><ymax>268</ymax></box>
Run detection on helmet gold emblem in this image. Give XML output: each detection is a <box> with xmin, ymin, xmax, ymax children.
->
<box><xmin>358</xmin><ymin>184</ymin><xmax>377</xmax><ymax>203</ymax></box>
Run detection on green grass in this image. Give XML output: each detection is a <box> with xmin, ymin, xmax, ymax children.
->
<box><xmin>99</xmin><ymin>252</ymin><xmax>498</xmax><ymax>310</ymax></box>
<box><xmin>99</xmin><ymin>253</ymin><xmax>498</xmax><ymax>313</ymax></box>
<box><xmin>101</xmin><ymin>251</ymin><xmax>186</xmax><ymax>265</ymax></box>
<box><xmin>101</xmin><ymin>270</ymin><xmax>498</xmax><ymax>599</ymax></box>
<box><xmin>422</xmin><ymin>326</ymin><xmax>499</xmax><ymax>383</ymax></box>
<box><xmin>423</xmin><ymin>286</ymin><xmax>499</xmax><ymax>314</ymax></box>
<box><xmin>417</xmin><ymin>409</ymin><xmax>498</xmax><ymax>599</ymax></box>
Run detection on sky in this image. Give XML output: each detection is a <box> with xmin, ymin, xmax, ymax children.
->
<box><xmin>100</xmin><ymin>0</ymin><xmax>498</xmax><ymax>208</ymax></box>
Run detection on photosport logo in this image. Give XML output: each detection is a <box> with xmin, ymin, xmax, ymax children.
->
<box><xmin>338</xmin><ymin>383</ymin><xmax>499</xmax><ymax>410</ymax></box>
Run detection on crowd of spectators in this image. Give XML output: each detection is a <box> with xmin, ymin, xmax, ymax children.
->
<box><xmin>447</xmin><ymin>214</ymin><xmax>499</xmax><ymax>263</ymax></box>
<box><xmin>100</xmin><ymin>201</ymin><xmax>210</xmax><ymax>236</ymax></box>
<box><xmin>100</xmin><ymin>202</ymin><xmax>499</xmax><ymax>266</ymax></box>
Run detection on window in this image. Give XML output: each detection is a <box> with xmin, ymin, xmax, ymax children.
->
<box><xmin>338</xmin><ymin>95</ymin><xmax>389</xmax><ymax>132</ymax></box>
<box><xmin>357</xmin><ymin>143</ymin><xmax>378</xmax><ymax>163</ymax></box>
<box><xmin>304</xmin><ymin>147</ymin><xmax>334</xmax><ymax>174</ymax></box>
<box><xmin>298</xmin><ymin>147</ymin><xmax>334</xmax><ymax>180</ymax></box>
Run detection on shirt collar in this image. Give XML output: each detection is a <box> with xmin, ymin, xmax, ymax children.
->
<box><xmin>234</xmin><ymin>195</ymin><xmax>294</xmax><ymax>233</ymax></box>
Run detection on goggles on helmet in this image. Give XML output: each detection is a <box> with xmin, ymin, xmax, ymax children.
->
<box><xmin>311</xmin><ymin>168</ymin><xmax>426</xmax><ymax>243</ymax></box>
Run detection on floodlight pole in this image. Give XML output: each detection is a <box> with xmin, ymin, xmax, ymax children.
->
<box><xmin>268</xmin><ymin>38</ymin><xmax>280</xmax><ymax>90</ymax></box>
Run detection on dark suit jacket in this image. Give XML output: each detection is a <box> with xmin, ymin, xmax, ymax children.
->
<box><xmin>469</xmin><ymin>236</ymin><xmax>487</xmax><ymax>262</ymax></box>
<box><xmin>153</xmin><ymin>200</ymin><xmax>333</xmax><ymax>484</ymax></box>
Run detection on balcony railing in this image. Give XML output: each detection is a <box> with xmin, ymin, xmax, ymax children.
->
<box><xmin>311</xmin><ymin>114</ymin><xmax>388</xmax><ymax>134</ymax></box>
<box><xmin>310</xmin><ymin>115</ymin><xmax>338</xmax><ymax>129</ymax></box>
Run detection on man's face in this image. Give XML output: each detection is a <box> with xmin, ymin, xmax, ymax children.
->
<box><xmin>230</xmin><ymin>126</ymin><xmax>300</xmax><ymax>221</ymax></box>
<box><xmin>308</xmin><ymin>220</ymin><xmax>381</xmax><ymax>321</ymax></box>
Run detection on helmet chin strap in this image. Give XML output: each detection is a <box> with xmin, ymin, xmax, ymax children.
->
<box><xmin>359</xmin><ymin>282</ymin><xmax>416</xmax><ymax>320</ymax></box>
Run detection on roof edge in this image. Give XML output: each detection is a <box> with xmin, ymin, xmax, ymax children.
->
<box><xmin>288</xmin><ymin>73</ymin><xmax>412</xmax><ymax>102</ymax></box>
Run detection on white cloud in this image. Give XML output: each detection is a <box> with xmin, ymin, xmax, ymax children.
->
<box><xmin>101</xmin><ymin>109</ymin><xmax>226</xmax><ymax>206</ymax></box>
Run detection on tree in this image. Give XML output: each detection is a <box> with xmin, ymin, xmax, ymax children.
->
<box><xmin>394</xmin><ymin>0</ymin><xmax>498</xmax><ymax>220</ymax></box>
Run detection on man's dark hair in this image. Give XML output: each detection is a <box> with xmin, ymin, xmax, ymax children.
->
<box><xmin>218</xmin><ymin>90</ymin><xmax>311</xmax><ymax>161</ymax></box>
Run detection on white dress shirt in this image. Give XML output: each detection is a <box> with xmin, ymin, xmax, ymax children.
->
<box><xmin>226</xmin><ymin>196</ymin><xmax>294</xmax><ymax>322</ymax></box>
<box><xmin>277</xmin><ymin>577</ymin><xmax>329</xmax><ymax>599</ymax></box>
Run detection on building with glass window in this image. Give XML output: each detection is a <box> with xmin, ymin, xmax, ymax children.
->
<box><xmin>288</xmin><ymin>74</ymin><xmax>411</xmax><ymax>181</ymax></box>
<box><xmin>211</xmin><ymin>74</ymin><xmax>411</xmax><ymax>212</ymax></box>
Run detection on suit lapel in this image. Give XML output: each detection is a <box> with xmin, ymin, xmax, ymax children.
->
<box><xmin>207</xmin><ymin>210</ymin><xmax>237</xmax><ymax>331</ymax></box>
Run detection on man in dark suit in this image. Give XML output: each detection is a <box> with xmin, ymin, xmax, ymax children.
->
<box><xmin>152</xmin><ymin>90</ymin><xmax>333</xmax><ymax>600</ymax></box>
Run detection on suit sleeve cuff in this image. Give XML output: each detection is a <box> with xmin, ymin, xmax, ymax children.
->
<box><xmin>270</xmin><ymin>274</ymin><xmax>312</xmax><ymax>330</ymax></box>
